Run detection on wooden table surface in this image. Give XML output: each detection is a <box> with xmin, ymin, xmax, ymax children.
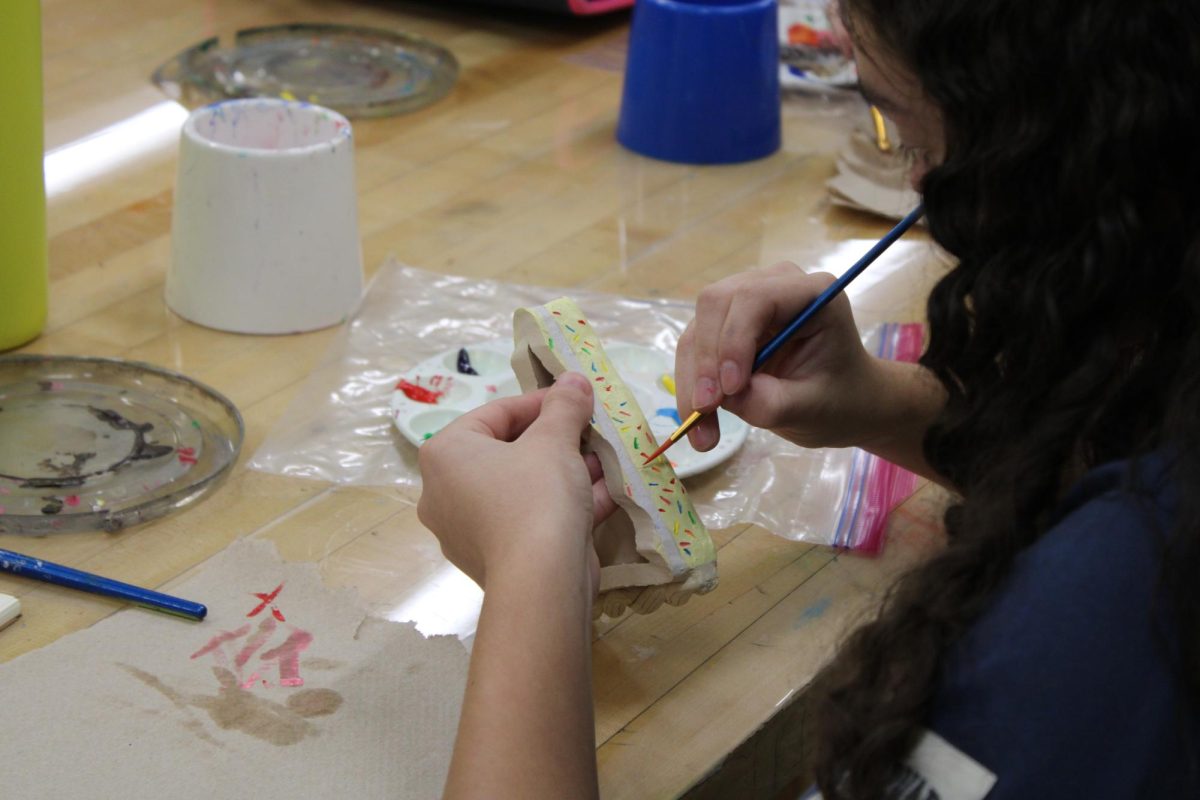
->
<box><xmin>4</xmin><ymin>1</ymin><xmax>951</xmax><ymax>797</ymax></box>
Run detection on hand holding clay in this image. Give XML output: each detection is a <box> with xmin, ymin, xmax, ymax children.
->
<box><xmin>417</xmin><ymin>373</ymin><xmax>611</xmax><ymax>593</ymax></box>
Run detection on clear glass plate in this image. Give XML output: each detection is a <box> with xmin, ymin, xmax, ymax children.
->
<box><xmin>153</xmin><ymin>23</ymin><xmax>459</xmax><ymax>118</ymax></box>
<box><xmin>0</xmin><ymin>356</ymin><xmax>243</xmax><ymax>535</ymax></box>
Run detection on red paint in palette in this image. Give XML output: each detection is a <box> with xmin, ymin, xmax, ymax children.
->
<box><xmin>396</xmin><ymin>378</ymin><xmax>444</xmax><ymax>404</ymax></box>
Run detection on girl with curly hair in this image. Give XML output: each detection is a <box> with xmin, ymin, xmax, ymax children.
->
<box><xmin>416</xmin><ymin>1</ymin><xmax>1200</xmax><ymax>796</ymax></box>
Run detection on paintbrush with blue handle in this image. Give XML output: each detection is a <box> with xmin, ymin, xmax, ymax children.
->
<box><xmin>0</xmin><ymin>547</ymin><xmax>207</xmax><ymax>621</ymax></box>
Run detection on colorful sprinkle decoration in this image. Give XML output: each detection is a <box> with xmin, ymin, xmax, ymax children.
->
<box><xmin>550</xmin><ymin>299</ymin><xmax>714</xmax><ymax>567</ymax></box>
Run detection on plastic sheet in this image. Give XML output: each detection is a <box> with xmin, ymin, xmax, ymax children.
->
<box><xmin>248</xmin><ymin>261</ymin><xmax>922</xmax><ymax>550</ymax></box>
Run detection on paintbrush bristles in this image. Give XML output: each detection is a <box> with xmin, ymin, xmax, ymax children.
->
<box><xmin>642</xmin><ymin>409</ymin><xmax>703</xmax><ymax>463</ymax></box>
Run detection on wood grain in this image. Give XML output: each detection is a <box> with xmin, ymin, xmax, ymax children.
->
<box><xmin>4</xmin><ymin>2</ymin><xmax>948</xmax><ymax>796</ymax></box>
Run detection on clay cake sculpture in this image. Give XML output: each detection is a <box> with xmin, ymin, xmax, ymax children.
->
<box><xmin>511</xmin><ymin>297</ymin><xmax>718</xmax><ymax>618</ymax></box>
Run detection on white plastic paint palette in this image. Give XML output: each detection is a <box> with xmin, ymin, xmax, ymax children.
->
<box><xmin>390</xmin><ymin>342</ymin><xmax>520</xmax><ymax>447</ymax></box>
<box><xmin>603</xmin><ymin>343</ymin><xmax>748</xmax><ymax>479</ymax></box>
<box><xmin>391</xmin><ymin>342</ymin><xmax>749</xmax><ymax>479</ymax></box>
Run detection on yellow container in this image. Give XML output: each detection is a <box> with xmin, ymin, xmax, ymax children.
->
<box><xmin>0</xmin><ymin>0</ymin><xmax>48</xmax><ymax>351</ymax></box>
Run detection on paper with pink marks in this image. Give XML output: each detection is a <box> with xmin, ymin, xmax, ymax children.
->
<box><xmin>0</xmin><ymin>539</ymin><xmax>469</xmax><ymax>798</ymax></box>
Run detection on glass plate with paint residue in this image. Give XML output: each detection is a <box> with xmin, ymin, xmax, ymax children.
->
<box><xmin>0</xmin><ymin>356</ymin><xmax>243</xmax><ymax>535</ymax></box>
<box><xmin>390</xmin><ymin>341</ymin><xmax>749</xmax><ymax>480</ymax></box>
<box><xmin>152</xmin><ymin>23</ymin><xmax>458</xmax><ymax>118</ymax></box>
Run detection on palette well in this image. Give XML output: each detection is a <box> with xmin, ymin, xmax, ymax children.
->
<box><xmin>390</xmin><ymin>341</ymin><xmax>748</xmax><ymax>480</ymax></box>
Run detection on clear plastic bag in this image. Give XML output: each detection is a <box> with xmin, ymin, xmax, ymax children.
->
<box><xmin>824</xmin><ymin>323</ymin><xmax>923</xmax><ymax>552</ymax></box>
<box><xmin>686</xmin><ymin>321</ymin><xmax>923</xmax><ymax>550</ymax></box>
<box><xmin>248</xmin><ymin>261</ymin><xmax>923</xmax><ymax>551</ymax></box>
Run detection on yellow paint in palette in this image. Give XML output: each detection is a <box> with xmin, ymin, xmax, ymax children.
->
<box><xmin>0</xmin><ymin>0</ymin><xmax>48</xmax><ymax>351</ymax></box>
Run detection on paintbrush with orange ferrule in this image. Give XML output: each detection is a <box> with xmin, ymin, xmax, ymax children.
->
<box><xmin>642</xmin><ymin>205</ymin><xmax>925</xmax><ymax>465</ymax></box>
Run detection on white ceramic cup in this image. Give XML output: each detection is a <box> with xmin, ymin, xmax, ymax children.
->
<box><xmin>166</xmin><ymin>99</ymin><xmax>364</xmax><ymax>334</ymax></box>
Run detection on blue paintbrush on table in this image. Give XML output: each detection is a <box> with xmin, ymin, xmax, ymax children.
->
<box><xmin>642</xmin><ymin>204</ymin><xmax>927</xmax><ymax>464</ymax></box>
<box><xmin>0</xmin><ymin>547</ymin><xmax>207</xmax><ymax>621</ymax></box>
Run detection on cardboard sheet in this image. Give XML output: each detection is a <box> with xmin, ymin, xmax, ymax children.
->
<box><xmin>827</xmin><ymin>129</ymin><xmax>924</xmax><ymax>223</ymax></box>
<box><xmin>0</xmin><ymin>540</ymin><xmax>468</xmax><ymax>798</ymax></box>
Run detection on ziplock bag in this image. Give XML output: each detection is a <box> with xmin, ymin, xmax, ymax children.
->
<box><xmin>248</xmin><ymin>261</ymin><xmax>924</xmax><ymax>551</ymax></box>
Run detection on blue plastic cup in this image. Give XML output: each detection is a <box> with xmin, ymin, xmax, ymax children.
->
<box><xmin>617</xmin><ymin>0</ymin><xmax>781</xmax><ymax>164</ymax></box>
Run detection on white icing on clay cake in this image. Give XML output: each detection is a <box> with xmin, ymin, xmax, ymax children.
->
<box><xmin>511</xmin><ymin>297</ymin><xmax>718</xmax><ymax>618</ymax></box>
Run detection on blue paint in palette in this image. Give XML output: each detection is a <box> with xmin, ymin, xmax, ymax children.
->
<box><xmin>655</xmin><ymin>407</ymin><xmax>681</xmax><ymax>426</ymax></box>
<box><xmin>456</xmin><ymin>348</ymin><xmax>479</xmax><ymax>376</ymax></box>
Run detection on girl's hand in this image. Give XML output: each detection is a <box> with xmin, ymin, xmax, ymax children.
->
<box><xmin>417</xmin><ymin>372</ymin><xmax>615</xmax><ymax>592</ymax></box>
<box><xmin>675</xmin><ymin>262</ymin><xmax>884</xmax><ymax>452</ymax></box>
<box><xmin>425</xmin><ymin>373</ymin><xmax>612</xmax><ymax>800</ymax></box>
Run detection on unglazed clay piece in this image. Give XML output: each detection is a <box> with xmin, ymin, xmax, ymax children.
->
<box><xmin>511</xmin><ymin>298</ymin><xmax>718</xmax><ymax>618</ymax></box>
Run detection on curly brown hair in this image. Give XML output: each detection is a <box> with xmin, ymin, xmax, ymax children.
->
<box><xmin>806</xmin><ymin>2</ymin><xmax>1200</xmax><ymax>797</ymax></box>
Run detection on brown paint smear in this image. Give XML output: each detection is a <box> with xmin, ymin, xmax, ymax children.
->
<box><xmin>120</xmin><ymin>664</ymin><xmax>343</xmax><ymax>747</ymax></box>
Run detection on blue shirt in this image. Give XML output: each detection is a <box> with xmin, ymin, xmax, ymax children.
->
<box><xmin>929</xmin><ymin>455</ymin><xmax>1200</xmax><ymax>797</ymax></box>
<box><xmin>803</xmin><ymin>456</ymin><xmax>1200</xmax><ymax>799</ymax></box>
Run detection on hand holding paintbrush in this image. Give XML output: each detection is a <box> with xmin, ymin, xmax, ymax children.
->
<box><xmin>644</xmin><ymin>206</ymin><xmax>924</xmax><ymax>464</ymax></box>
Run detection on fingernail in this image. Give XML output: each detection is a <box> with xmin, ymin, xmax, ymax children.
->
<box><xmin>688</xmin><ymin>425</ymin><xmax>715</xmax><ymax>452</ymax></box>
<box><xmin>557</xmin><ymin>372</ymin><xmax>588</xmax><ymax>392</ymax></box>
<box><xmin>719</xmin><ymin>360</ymin><xmax>740</xmax><ymax>395</ymax></box>
<box><xmin>692</xmin><ymin>377</ymin><xmax>718</xmax><ymax>411</ymax></box>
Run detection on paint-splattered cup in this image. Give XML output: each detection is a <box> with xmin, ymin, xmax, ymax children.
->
<box><xmin>166</xmin><ymin>99</ymin><xmax>364</xmax><ymax>334</ymax></box>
